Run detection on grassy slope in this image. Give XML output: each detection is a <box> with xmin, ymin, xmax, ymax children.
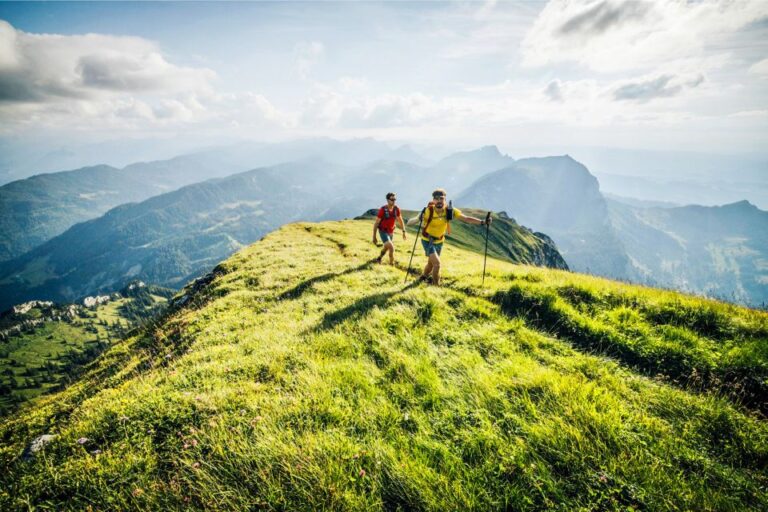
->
<box><xmin>0</xmin><ymin>219</ymin><xmax>766</xmax><ymax>511</ymax></box>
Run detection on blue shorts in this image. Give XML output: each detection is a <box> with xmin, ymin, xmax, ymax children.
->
<box><xmin>422</xmin><ymin>239</ymin><xmax>443</xmax><ymax>256</ymax></box>
<box><xmin>379</xmin><ymin>230</ymin><xmax>394</xmax><ymax>244</ymax></box>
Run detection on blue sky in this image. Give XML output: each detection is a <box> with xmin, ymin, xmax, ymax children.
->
<box><xmin>1</xmin><ymin>0</ymin><xmax>767</xmax><ymax>156</ymax></box>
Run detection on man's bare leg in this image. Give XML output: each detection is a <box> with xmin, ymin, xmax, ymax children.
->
<box><xmin>429</xmin><ymin>253</ymin><xmax>441</xmax><ymax>285</ymax></box>
<box><xmin>378</xmin><ymin>241</ymin><xmax>392</xmax><ymax>263</ymax></box>
<box><xmin>422</xmin><ymin>260</ymin><xmax>433</xmax><ymax>279</ymax></box>
<box><xmin>387</xmin><ymin>242</ymin><xmax>395</xmax><ymax>265</ymax></box>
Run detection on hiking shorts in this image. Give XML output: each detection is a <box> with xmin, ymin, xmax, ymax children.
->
<box><xmin>422</xmin><ymin>239</ymin><xmax>443</xmax><ymax>256</ymax></box>
<box><xmin>379</xmin><ymin>230</ymin><xmax>394</xmax><ymax>244</ymax></box>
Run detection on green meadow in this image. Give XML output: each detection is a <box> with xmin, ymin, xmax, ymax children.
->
<box><xmin>1</xmin><ymin>218</ymin><xmax>766</xmax><ymax>511</ymax></box>
<box><xmin>0</xmin><ymin>292</ymin><xmax>168</xmax><ymax>416</ymax></box>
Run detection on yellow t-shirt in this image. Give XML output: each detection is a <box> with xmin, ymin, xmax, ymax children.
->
<box><xmin>423</xmin><ymin>207</ymin><xmax>462</xmax><ymax>243</ymax></box>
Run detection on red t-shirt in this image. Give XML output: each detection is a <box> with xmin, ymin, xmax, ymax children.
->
<box><xmin>377</xmin><ymin>206</ymin><xmax>399</xmax><ymax>233</ymax></box>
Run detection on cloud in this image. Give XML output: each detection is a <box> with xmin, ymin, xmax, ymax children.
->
<box><xmin>613</xmin><ymin>74</ymin><xmax>704</xmax><ymax>102</ymax></box>
<box><xmin>0</xmin><ymin>19</ymin><xmax>215</xmax><ymax>104</ymax></box>
<box><xmin>300</xmin><ymin>84</ymin><xmax>472</xmax><ymax>131</ymax></box>
<box><xmin>748</xmin><ymin>58</ymin><xmax>768</xmax><ymax>78</ymax></box>
<box><xmin>474</xmin><ymin>0</ymin><xmax>499</xmax><ymax>20</ymax></box>
<box><xmin>521</xmin><ymin>0</ymin><xmax>767</xmax><ymax>72</ymax></box>
<box><xmin>437</xmin><ymin>3</ymin><xmax>535</xmax><ymax>59</ymax></box>
<box><xmin>544</xmin><ymin>80</ymin><xmax>564</xmax><ymax>102</ymax></box>
<box><xmin>0</xmin><ymin>20</ymin><xmax>292</xmax><ymax>136</ymax></box>
<box><xmin>464</xmin><ymin>74</ymin><xmax>713</xmax><ymax>130</ymax></box>
<box><xmin>344</xmin><ymin>94</ymin><xmax>449</xmax><ymax>128</ymax></box>
<box><xmin>729</xmin><ymin>109</ymin><xmax>768</xmax><ymax>118</ymax></box>
<box><xmin>558</xmin><ymin>0</ymin><xmax>652</xmax><ymax>37</ymax></box>
<box><xmin>294</xmin><ymin>41</ymin><xmax>324</xmax><ymax>80</ymax></box>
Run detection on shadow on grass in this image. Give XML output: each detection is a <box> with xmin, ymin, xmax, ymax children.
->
<box><xmin>313</xmin><ymin>281</ymin><xmax>420</xmax><ymax>332</ymax></box>
<box><xmin>278</xmin><ymin>259</ymin><xmax>379</xmax><ymax>301</ymax></box>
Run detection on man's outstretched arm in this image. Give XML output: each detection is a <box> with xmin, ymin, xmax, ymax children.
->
<box><xmin>458</xmin><ymin>214</ymin><xmax>491</xmax><ymax>226</ymax></box>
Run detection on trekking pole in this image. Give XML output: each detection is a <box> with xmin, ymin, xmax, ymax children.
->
<box><xmin>482</xmin><ymin>212</ymin><xmax>491</xmax><ymax>287</ymax></box>
<box><xmin>405</xmin><ymin>210</ymin><xmax>424</xmax><ymax>283</ymax></box>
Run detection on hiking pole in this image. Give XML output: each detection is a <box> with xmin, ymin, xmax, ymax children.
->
<box><xmin>482</xmin><ymin>212</ymin><xmax>491</xmax><ymax>287</ymax></box>
<box><xmin>405</xmin><ymin>210</ymin><xmax>424</xmax><ymax>283</ymax></box>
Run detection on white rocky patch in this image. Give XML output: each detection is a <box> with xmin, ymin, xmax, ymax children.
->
<box><xmin>83</xmin><ymin>295</ymin><xmax>111</xmax><ymax>308</ymax></box>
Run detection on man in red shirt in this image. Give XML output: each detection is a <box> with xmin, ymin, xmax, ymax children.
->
<box><xmin>373</xmin><ymin>192</ymin><xmax>406</xmax><ymax>265</ymax></box>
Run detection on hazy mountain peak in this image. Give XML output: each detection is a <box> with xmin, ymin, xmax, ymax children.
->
<box><xmin>386</xmin><ymin>144</ymin><xmax>431</xmax><ymax>165</ymax></box>
<box><xmin>722</xmin><ymin>199</ymin><xmax>758</xmax><ymax>211</ymax></box>
<box><xmin>479</xmin><ymin>145</ymin><xmax>502</xmax><ymax>156</ymax></box>
<box><xmin>437</xmin><ymin>145</ymin><xmax>513</xmax><ymax>168</ymax></box>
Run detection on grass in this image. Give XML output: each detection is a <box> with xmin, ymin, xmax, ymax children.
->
<box><xmin>0</xmin><ymin>218</ymin><xmax>766</xmax><ymax>511</ymax></box>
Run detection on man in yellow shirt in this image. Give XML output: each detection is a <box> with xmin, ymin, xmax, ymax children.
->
<box><xmin>407</xmin><ymin>188</ymin><xmax>491</xmax><ymax>286</ymax></box>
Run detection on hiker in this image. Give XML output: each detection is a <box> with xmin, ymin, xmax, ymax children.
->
<box><xmin>408</xmin><ymin>188</ymin><xmax>491</xmax><ymax>286</ymax></box>
<box><xmin>372</xmin><ymin>192</ymin><xmax>406</xmax><ymax>265</ymax></box>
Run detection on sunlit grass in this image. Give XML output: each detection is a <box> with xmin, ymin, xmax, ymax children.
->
<box><xmin>1</xmin><ymin>219</ymin><xmax>766</xmax><ymax>510</ymax></box>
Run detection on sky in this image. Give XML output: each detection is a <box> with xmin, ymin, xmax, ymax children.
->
<box><xmin>1</xmin><ymin>0</ymin><xmax>767</xmax><ymax>158</ymax></box>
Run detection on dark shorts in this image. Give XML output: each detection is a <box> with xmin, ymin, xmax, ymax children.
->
<box><xmin>379</xmin><ymin>230</ymin><xmax>394</xmax><ymax>244</ymax></box>
<box><xmin>422</xmin><ymin>239</ymin><xmax>443</xmax><ymax>256</ymax></box>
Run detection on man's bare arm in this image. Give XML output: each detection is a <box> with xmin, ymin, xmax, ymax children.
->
<box><xmin>406</xmin><ymin>215</ymin><xmax>421</xmax><ymax>226</ymax></box>
<box><xmin>396</xmin><ymin>215</ymin><xmax>407</xmax><ymax>239</ymax></box>
<box><xmin>458</xmin><ymin>214</ymin><xmax>491</xmax><ymax>226</ymax></box>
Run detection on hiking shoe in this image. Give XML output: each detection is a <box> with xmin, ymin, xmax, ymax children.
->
<box><xmin>376</xmin><ymin>254</ymin><xmax>383</xmax><ymax>264</ymax></box>
<box><xmin>417</xmin><ymin>274</ymin><xmax>431</xmax><ymax>283</ymax></box>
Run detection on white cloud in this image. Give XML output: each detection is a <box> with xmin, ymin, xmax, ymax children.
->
<box><xmin>294</xmin><ymin>41</ymin><xmax>325</xmax><ymax>80</ymax></box>
<box><xmin>338</xmin><ymin>76</ymin><xmax>370</xmax><ymax>92</ymax></box>
<box><xmin>729</xmin><ymin>109</ymin><xmax>768</xmax><ymax>118</ymax></box>
<box><xmin>521</xmin><ymin>0</ymin><xmax>767</xmax><ymax>73</ymax></box>
<box><xmin>438</xmin><ymin>3</ymin><xmax>535</xmax><ymax>59</ymax></box>
<box><xmin>0</xmin><ymin>20</ymin><xmax>294</xmax><ymax>136</ymax></box>
<box><xmin>464</xmin><ymin>75</ymin><xmax>707</xmax><ymax>129</ymax></box>
<box><xmin>0</xmin><ymin>18</ymin><xmax>226</xmax><ymax>132</ymax></box>
<box><xmin>612</xmin><ymin>73</ymin><xmax>705</xmax><ymax>102</ymax></box>
<box><xmin>300</xmin><ymin>85</ymin><xmax>469</xmax><ymax>130</ymax></box>
<box><xmin>474</xmin><ymin>0</ymin><xmax>499</xmax><ymax>21</ymax></box>
<box><xmin>0</xmin><ymin>19</ymin><xmax>215</xmax><ymax>103</ymax></box>
<box><xmin>748</xmin><ymin>58</ymin><xmax>768</xmax><ymax>78</ymax></box>
<box><xmin>544</xmin><ymin>80</ymin><xmax>564</xmax><ymax>102</ymax></box>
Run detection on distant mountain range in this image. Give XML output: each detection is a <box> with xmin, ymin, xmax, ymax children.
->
<box><xmin>0</xmin><ymin>160</ymin><xmax>345</xmax><ymax>307</ymax></box>
<box><xmin>0</xmin><ymin>146</ymin><xmax>540</xmax><ymax>309</ymax></box>
<box><xmin>571</xmin><ymin>147</ymin><xmax>768</xmax><ymax>209</ymax></box>
<box><xmin>0</xmin><ymin>139</ymin><xmax>765</xmax><ymax>309</ymax></box>
<box><xmin>0</xmin><ymin>155</ymin><xmax>246</xmax><ymax>262</ymax></box>
<box><xmin>0</xmin><ymin>138</ymin><xmax>432</xmax><ymax>262</ymax></box>
<box><xmin>609</xmin><ymin>198</ymin><xmax>768</xmax><ymax>305</ymax></box>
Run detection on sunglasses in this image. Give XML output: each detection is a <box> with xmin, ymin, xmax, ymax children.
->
<box><xmin>388</xmin><ymin>197</ymin><xmax>397</xmax><ymax>201</ymax></box>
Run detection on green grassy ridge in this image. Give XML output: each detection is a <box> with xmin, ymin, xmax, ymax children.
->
<box><xmin>397</xmin><ymin>211</ymin><xmax>767</xmax><ymax>412</ymax></box>
<box><xmin>489</xmin><ymin>282</ymin><xmax>767</xmax><ymax>412</ymax></box>
<box><xmin>0</xmin><ymin>219</ymin><xmax>766</xmax><ymax>510</ymax></box>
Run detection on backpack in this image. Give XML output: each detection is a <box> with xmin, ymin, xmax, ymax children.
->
<box><xmin>381</xmin><ymin>205</ymin><xmax>400</xmax><ymax>220</ymax></box>
<box><xmin>421</xmin><ymin>200</ymin><xmax>453</xmax><ymax>239</ymax></box>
